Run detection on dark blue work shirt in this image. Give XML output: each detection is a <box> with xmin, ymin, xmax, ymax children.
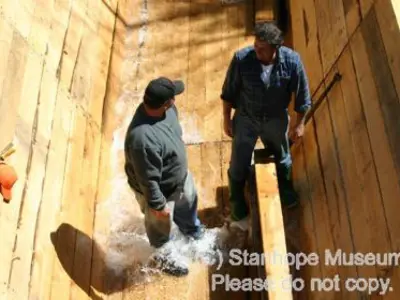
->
<box><xmin>220</xmin><ymin>45</ymin><xmax>311</xmax><ymax>118</ymax></box>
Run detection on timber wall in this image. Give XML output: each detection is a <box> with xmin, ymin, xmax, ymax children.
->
<box><xmin>290</xmin><ymin>0</ymin><xmax>400</xmax><ymax>299</ymax></box>
<box><xmin>0</xmin><ymin>0</ymin><xmax>259</xmax><ymax>299</ymax></box>
<box><xmin>0</xmin><ymin>0</ymin><xmax>116</xmax><ymax>299</ymax></box>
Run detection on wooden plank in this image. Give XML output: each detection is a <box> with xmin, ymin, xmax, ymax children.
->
<box><xmin>0</xmin><ymin>18</ymin><xmax>14</xmax><ymax>150</ymax></box>
<box><xmin>302</xmin><ymin>119</ymin><xmax>345</xmax><ymax>300</ymax></box>
<box><xmin>351</xmin><ymin>16</ymin><xmax>400</xmax><ymax>298</ymax></box>
<box><xmin>197</xmin><ymin>143</ymin><xmax>224</xmax><ymax>227</ymax></box>
<box><xmin>204</xmin><ymin>1</ymin><xmax>224</xmax><ymax>145</ymax></box>
<box><xmin>255</xmin><ymin>0</ymin><xmax>275</xmax><ymax>22</ymax></box>
<box><xmin>314</xmin><ymin>98</ymin><xmax>361</xmax><ymax>299</ymax></box>
<box><xmin>27</xmin><ymin>0</ymin><xmax>52</xmax><ymax>56</ymax></box>
<box><xmin>0</xmin><ymin>32</ymin><xmax>29</xmax><ymax>152</ymax></box>
<box><xmin>221</xmin><ymin>3</ymin><xmax>240</xmax><ymax>142</ymax></box>
<box><xmin>0</xmin><ymin>49</ymin><xmax>41</xmax><ymax>299</ymax></box>
<box><xmin>255</xmin><ymin>163</ymin><xmax>292</xmax><ymax>300</ymax></box>
<box><xmin>342</xmin><ymin>0</ymin><xmax>362</xmax><ymax>36</ymax></box>
<box><xmin>67</xmin><ymin>0</ymin><xmax>112</xmax><ymax>296</ymax></box>
<box><xmin>339</xmin><ymin>44</ymin><xmax>400</xmax><ymax>299</ymax></box>
<box><xmin>86</xmin><ymin>0</ymin><xmax>119</xmax><ymax>127</ymax></box>
<box><xmin>57</xmin><ymin>0</ymin><xmax>88</xmax><ymax>93</ymax></box>
<box><xmin>71</xmin><ymin>15</ymin><xmax>107</xmax><ymax>292</ymax></box>
<box><xmin>327</xmin><ymin>58</ymin><xmax>391</xmax><ymax>299</ymax></box>
<box><xmin>89</xmin><ymin>0</ymin><xmax>122</xmax><ymax>298</ymax></box>
<box><xmin>183</xmin><ymin>2</ymin><xmax>208</xmax><ymax>143</ymax></box>
<box><xmin>362</xmin><ymin>8</ymin><xmax>400</xmax><ymax>178</ymax></box>
<box><xmin>290</xmin><ymin>141</ymin><xmax>323</xmax><ymax>300</ymax></box>
<box><xmin>7</xmin><ymin>52</ymin><xmax>59</xmax><ymax>300</ymax></box>
<box><xmin>237</xmin><ymin>1</ymin><xmax>251</xmax><ymax>55</ymax></box>
<box><xmin>70</xmin><ymin>114</ymin><xmax>102</xmax><ymax>299</ymax></box>
<box><xmin>14</xmin><ymin>0</ymin><xmax>35</xmax><ymax>40</ymax></box>
<box><xmin>314</xmin><ymin>0</ymin><xmax>347</xmax><ymax>75</ymax></box>
<box><xmin>49</xmin><ymin>104</ymin><xmax>87</xmax><ymax>300</ymax></box>
<box><xmin>44</xmin><ymin>0</ymin><xmax>74</xmax><ymax>76</ymax></box>
<box><xmin>1</xmin><ymin>0</ymin><xmax>17</xmax><ymax>26</ymax></box>
<box><xmin>375</xmin><ymin>0</ymin><xmax>400</xmax><ymax>106</ymax></box>
<box><xmin>28</xmin><ymin>88</ymin><xmax>74</xmax><ymax>300</ymax></box>
<box><xmin>289</xmin><ymin>0</ymin><xmax>323</xmax><ymax>96</ymax></box>
<box><xmin>359</xmin><ymin>0</ymin><xmax>374</xmax><ymax>18</ymax></box>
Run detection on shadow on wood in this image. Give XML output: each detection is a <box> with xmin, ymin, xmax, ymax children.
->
<box><xmin>51</xmin><ymin>222</ymin><xmax>152</xmax><ymax>299</ymax></box>
<box><xmin>197</xmin><ymin>186</ymin><xmax>228</xmax><ymax>228</ymax></box>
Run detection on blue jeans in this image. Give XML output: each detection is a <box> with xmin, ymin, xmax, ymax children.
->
<box><xmin>133</xmin><ymin>171</ymin><xmax>202</xmax><ymax>248</ymax></box>
<box><xmin>228</xmin><ymin>110</ymin><xmax>296</xmax><ymax>220</ymax></box>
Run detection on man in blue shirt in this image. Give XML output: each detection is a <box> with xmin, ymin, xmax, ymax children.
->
<box><xmin>221</xmin><ymin>22</ymin><xmax>311</xmax><ymax>231</ymax></box>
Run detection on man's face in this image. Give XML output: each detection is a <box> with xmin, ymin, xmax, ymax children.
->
<box><xmin>254</xmin><ymin>37</ymin><xmax>275</xmax><ymax>63</ymax></box>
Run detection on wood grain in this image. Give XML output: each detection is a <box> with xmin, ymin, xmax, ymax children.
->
<box><xmin>255</xmin><ymin>163</ymin><xmax>292</xmax><ymax>300</ymax></box>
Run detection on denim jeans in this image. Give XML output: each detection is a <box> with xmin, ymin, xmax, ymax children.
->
<box><xmin>133</xmin><ymin>171</ymin><xmax>202</xmax><ymax>248</ymax></box>
<box><xmin>228</xmin><ymin>110</ymin><xmax>296</xmax><ymax>220</ymax></box>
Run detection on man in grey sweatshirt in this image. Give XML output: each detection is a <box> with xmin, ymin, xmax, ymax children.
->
<box><xmin>124</xmin><ymin>77</ymin><xmax>204</xmax><ymax>276</ymax></box>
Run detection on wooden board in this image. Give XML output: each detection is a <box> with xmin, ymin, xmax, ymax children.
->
<box><xmin>0</xmin><ymin>19</ymin><xmax>14</xmax><ymax>146</ymax></box>
<box><xmin>0</xmin><ymin>49</ymin><xmax>42</xmax><ymax>299</ymax></box>
<box><xmin>255</xmin><ymin>0</ymin><xmax>275</xmax><ymax>22</ymax></box>
<box><xmin>314</xmin><ymin>97</ymin><xmax>361</xmax><ymax>299</ymax></box>
<box><xmin>326</xmin><ymin>58</ymin><xmax>390</xmax><ymax>299</ymax></box>
<box><xmin>44</xmin><ymin>0</ymin><xmax>74</xmax><ymax>77</ymax></box>
<box><xmin>291</xmin><ymin>141</ymin><xmax>323</xmax><ymax>300</ymax></box>
<box><xmin>185</xmin><ymin>2</ymin><xmax>208</xmax><ymax>143</ymax></box>
<box><xmin>57</xmin><ymin>0</ymin><xmax>88</xmax><ymax>94</ymax></box>
<box><xmin>351</xmin><ymin>13</ymin><xmax>400</xmax><ymax>298</ymax></box>
<box><xmin>28</xmin><ymin>88</ymin><xmax>74</xmax><ymax>300</ymax></box>
<box><xmin>313</xmin><ymin>0</ymin><xmax>347</xmax><ymax>75</ymax></box>
<box><xmin>302</xmin><ymin>119</ymin><xmax>346</xmax><ymax>300</ymax></box>
<box><xmin>361</xmin><ymin>8</ymin><xmax>400</xmax><ymax>178</ymax></box>
<box><xmin>50</xmin><ymin>104</ymin><xmax>88</xmax><ymax>300</ymax></box>
<box><xmin>359</xmin><ymin>0</ymin><xmax>374</xmax><ymax>18</ymax></box>
<box><xmin>289</xmin><ymin>0</ymin><xmax>323</xmax><ymax>96</ymax></box>
<box><xmin>374</xmin><ymin>0</ymin><xmax>400</xmax><ymax>106</ymax></box>
<box><xmin>255</xmin><ymin>163</ymin><xmax>292</xmax><ymax>300</ymax></box>
<box><xmin>342</xmin><ymin>0</ymin><xmax>362</xmax><ymax>37</ymax></box>
<box><xmin>28</xmin><ymin>0</ymin><xmax>52</xmax><ymax>56</ymax></box>
<box><xmin>338</xmin><ymin>44</ymin><xmax>400</xmax><ymax>299</ymax></box>
<box><xmin>205</xmin><ymin>1</ymin><xmax>225</xmax><ymax>144</ymax></box>
<box><xmin>0</xmin><ymin>31</ymin><xmax>29</xmax><ymax>152</ymax></box>
<box><xmin>8</xmin><ymin>56</ymin><xmax>59</xmax><ymax>300</ymax></box>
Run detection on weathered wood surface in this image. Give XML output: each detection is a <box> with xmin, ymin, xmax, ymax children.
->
<box><xmin>289</xmin><ymin>0</ymin><xmax>400</xmax><ymax>299</ymax></box>
<box><xmin>0</xmin><ymin>0</ymin><xmax>256</xmax><ymax>298</ymax></box>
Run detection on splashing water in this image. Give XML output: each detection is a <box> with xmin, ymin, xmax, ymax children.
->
<box><xmin>91</xmin><ymin>0</ymin><xmax>234</xmax><ymax>287</ymax></box>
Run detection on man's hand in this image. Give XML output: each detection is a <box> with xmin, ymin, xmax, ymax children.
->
<box><xmin>224</xmin><ymin>117</ymin><xmax>233</xmax><ymax>138</ymax></box>
<box><xmin>290</xmin><ymin>123</ymin><xmax>305</xmax><ymax>142</ymax></box>
<box><xmin>149</xmin><ymin>205</ymin><xmax>170</xmax><ymax>219</ymax></box>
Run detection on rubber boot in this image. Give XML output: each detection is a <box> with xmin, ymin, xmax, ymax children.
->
<box><xmin>276</xmin><ymin>164</ymin><xmax>298</xmax><ymax>208</ymax></box>
<box><xmin>228</xmin><ymin>176</ymin><xmax>249</xmax><ymax>221</ymax></box>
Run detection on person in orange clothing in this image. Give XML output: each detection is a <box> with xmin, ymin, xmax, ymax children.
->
<box><xmin>0</xmin><ymin>161</ymin><xmax>18</xmax><ymax>203</ymax></box>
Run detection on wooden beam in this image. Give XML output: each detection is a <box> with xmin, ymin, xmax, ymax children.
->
<box><xmin>255</xmin><ymin>161</ymin><xmax>293</xmax><ymax>300</ymax></box>
<box><xmin>255</xmin><ymin>0</ymin><xmax>276</xmax><ymax>23</ymax></box>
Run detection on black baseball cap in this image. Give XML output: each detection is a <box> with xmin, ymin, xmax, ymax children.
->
<box><xmin>143</xmin><ymin>77</ymin><xmax>185</xmax><ymax>108</ymax></box>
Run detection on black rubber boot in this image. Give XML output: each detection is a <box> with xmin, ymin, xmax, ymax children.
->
<box><xmin>276</xmin><ymin>165</ymin><xmax>298</xmax><ymax>208</ymax></box>
<box><xmin>151</xmin><ymin>251</ymin><xmax>189</xmax><ymax>277</ymax></box>
<box><xmin>228</xmin><ymin>175</ymin><xmax>249</xmax><ymax>221</ymax></box>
